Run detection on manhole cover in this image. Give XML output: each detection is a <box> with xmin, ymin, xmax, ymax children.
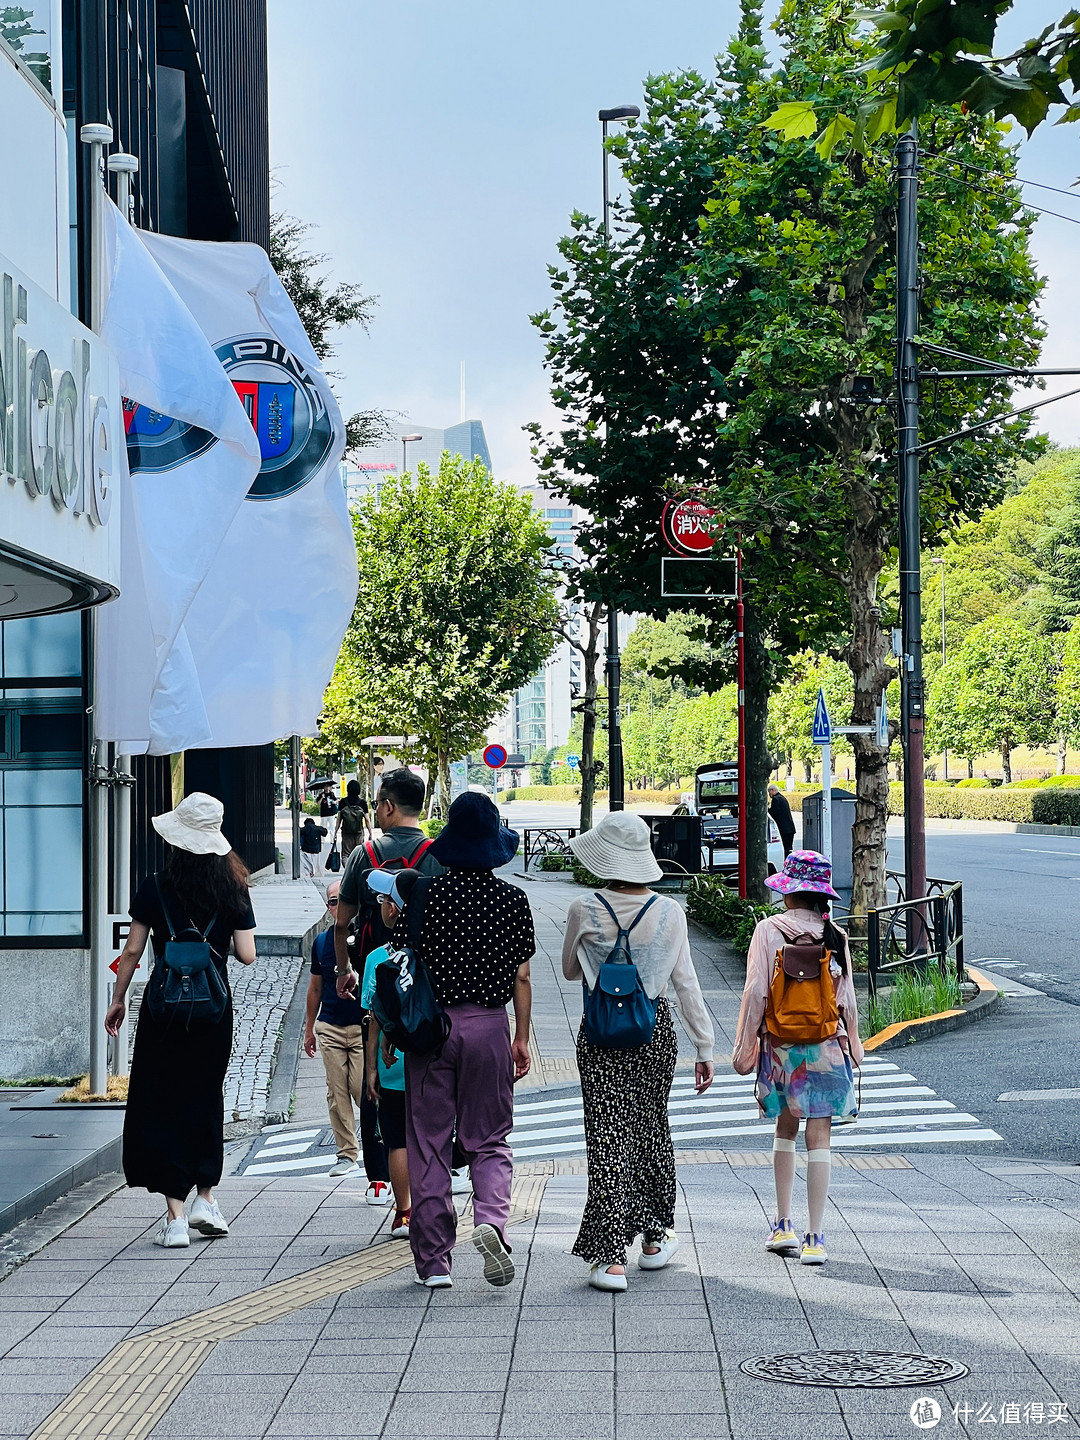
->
<box><xmin>739</xmin><ymin>1350</ymin><xmax>969</xmax><ymax>1389</ymax></box>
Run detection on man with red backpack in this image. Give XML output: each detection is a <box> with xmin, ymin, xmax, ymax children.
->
<box><xmin>334</xmin><ymin>769</ymin><xmax>443</xmax><ymax>1204</ymax></box>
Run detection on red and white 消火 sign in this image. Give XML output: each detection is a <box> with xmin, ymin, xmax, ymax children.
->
<box><xmin>661</xmin><ymin>497</ymin><xmax>719</xmax><ymax>555</ymax></box>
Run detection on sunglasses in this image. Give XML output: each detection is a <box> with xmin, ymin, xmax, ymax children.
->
<box><xmin>326</xmin><ymin>897</ymin><xmax>339</xmax><ymax>906</ymax></box>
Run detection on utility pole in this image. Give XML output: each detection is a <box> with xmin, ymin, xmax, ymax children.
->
<box><xmin>599</xmin><ymin>105</ymin><xmax>638</xmax><ymax>812</ymax></box>
<box><xmin>896</xmin><ymin>125</ymin><xmax>927</xmax><ymax>909</ymax></box>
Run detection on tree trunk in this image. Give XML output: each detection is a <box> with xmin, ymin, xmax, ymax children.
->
<box><xmin>1059</xmin><ymin>731</ymin><xmax>1067</xmax><ymax>776</ymax></box>
<box><xmin>436</xmin><ymin>749</ymin><xmax>452</xmax><ymax>818</ymax></box>
<box><xmin>845</xmin><ymin>529</ymin><xmax>893</xmax><ymax>924</ymax></box>
<box><xmin>1001</xmin><ymin>743</ymin><xmax>1012</xmax><ymax>785</ymax></box>
<box><xmin>803</xmin><ymin>756</ymin><xmax>812</xmax><ymax>783</ymax></box>
<box><xmin>967</xmin><ymin>756</ymin><xmax>974</xmax><ymax>779</ymax></box>
<box><xmin>743</xmin><ymin>602</ymin><xmax>771</xmax><ymax>902</ymax></box>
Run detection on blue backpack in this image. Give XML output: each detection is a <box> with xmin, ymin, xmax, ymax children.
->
<box><xmin>581</xmin><ymin>892</ymin><xmax>659</xmax><ymax>1049</ymax></box>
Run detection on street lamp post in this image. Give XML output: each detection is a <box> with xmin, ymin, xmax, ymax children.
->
<box><xmin>401</xmin><ymin>432</ymin><xmax>423</xmax><ymax>476</ymax></box>
<box><xmin>599</xmin><ymin>104</ymin><xmax>639</xmax><ymax>813</ymax></box>
<box><xmin>931</xmin><ymin>556</ymin><xmax>947</xmax><ymax>780</ymax></box>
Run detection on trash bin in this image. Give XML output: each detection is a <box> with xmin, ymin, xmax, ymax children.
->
<box><xmin>801</xmin><ymin>788</ymin><xmax>856</xmax><ymax>910</ymax></box>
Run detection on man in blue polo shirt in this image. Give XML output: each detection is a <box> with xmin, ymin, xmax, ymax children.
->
<box><xmin>304</xmin><ymin>879</ymin><xmax>390</xmax><ymax>1197</ymax></box>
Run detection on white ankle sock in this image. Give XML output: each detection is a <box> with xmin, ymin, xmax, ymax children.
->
<box><xmin>772</xmin><ymin>1138</ymin><xmax>796</xmax><ymax>1220</ymax></box>
<box><xmin>806</xmin><ymin>1148</ymin><xmax>832</xmax><ymax>1235</ymax></box>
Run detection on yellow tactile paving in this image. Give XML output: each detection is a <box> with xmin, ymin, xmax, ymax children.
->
<box><xmin>25</xmin><ymin>1178</ymin><xmax>546</xmax><ymax>1440</ymax></box>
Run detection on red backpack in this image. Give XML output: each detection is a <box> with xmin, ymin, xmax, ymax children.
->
<box><xmin>350</xmin><ymin>835</ymin><xmax>436</xmax><ymax>964</ymax></box>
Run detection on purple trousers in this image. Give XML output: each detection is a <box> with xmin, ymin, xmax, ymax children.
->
<box><xmin>405</xmin><ymin>1003</ymin><xmax>514</xmax><ymax>1278</ymax></box>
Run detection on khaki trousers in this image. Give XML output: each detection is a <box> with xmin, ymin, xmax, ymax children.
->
<box><xmin>314</xmin><ymin>1020</ymin><xmax>365</xmax><ymax>1162</ymax></box>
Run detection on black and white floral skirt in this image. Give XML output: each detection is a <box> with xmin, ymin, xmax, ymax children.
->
<box><xmin>572</xmin><ymin>996</ymin><xmax>679</xmax><ymax>1267</ymax></box>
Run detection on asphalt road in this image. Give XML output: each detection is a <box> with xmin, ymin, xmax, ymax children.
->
<box><xmin>501</xmin><ymin>801</ymin><xmax>1080</xmax><ymax>1163</ymax></box>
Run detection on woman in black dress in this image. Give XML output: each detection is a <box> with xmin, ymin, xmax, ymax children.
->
<box><xmin>105</xmin><ymin>792</ymin><xmax>256</xmax><ymax>1249</ymax></box>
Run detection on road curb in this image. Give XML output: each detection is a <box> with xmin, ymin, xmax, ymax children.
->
<box><xmin>864</xmin><ymin>965</ymin><xmax>1001</xmax><ymax>1052</ymax></box>
<box><xmin>1016</xmin><ymin>822</ymin><xmax>1080</xmax><ymax>838</ymax></box>
<box><xmin>264</xmin><ymin>958</ymin><xmax>310</xmax><ymax>1126</ymax></box>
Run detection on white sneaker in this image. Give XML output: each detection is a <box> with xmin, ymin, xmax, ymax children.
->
<box><xmin>451</xmin><ymin>1166</ymin><xmax>472</xmax><ymax>1194</ymax></box>
<box><xmin>413</xmin><ymin>1271</ymin><xmax>453</xmax><ymax>1288</ymax></box>
<box><xmin>188</xmin><ymin>1197</ymin><xmax>229</xmax><ymax>1238</ymax></box>
<box><xmin>472</xmin><ymin>1223</ymin><xmax>515</xmax><ymax>1287</ymax></box>
<box><xmin>153</xmin><ymin>1215</ymin><xmax>190</xmax><ymax>1249</ymax></box>
<box><xmin>329</xmin><ymin>1158</ymin><xmax>360</xmax><ymax>1178</ymax></box>
<box><xmin>588</xmin><ymin>1264</ymin><xmax>627</xmax><ymax>1293</ymax></box>
<box><xmin>638</xmin><ymin>1231</ymin><xmax>679</xmax><ymax>1271</ymax></box>
<box><xmin>365</xmin><ymin>1180</ymin><xmax>393</xmax><ymax>1206</ymax></box>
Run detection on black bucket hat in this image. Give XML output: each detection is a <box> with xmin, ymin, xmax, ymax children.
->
<box><xmin>428</xmin><ymin>792</ymin><xmax>519</xmax><ymax>869</ymax></box>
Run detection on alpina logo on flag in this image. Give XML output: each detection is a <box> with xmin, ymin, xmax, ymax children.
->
<box><xmin>136</xmin><ymin>229</ymin><xmax>356</xmax><ymax>750</ymax></box>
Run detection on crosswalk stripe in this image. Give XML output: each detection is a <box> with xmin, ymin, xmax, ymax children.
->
<box><xmin>251</xmin><ymin>1140</ymin><xmax>318</xmax><ymax>1156</ymax></box>
<box><xmin>261</xmin><ymin>1127</ymin><xmax>321</xmax><ymax>1146</ymax></box>
<box><xmin>244</xmin><ymin>1154</ymin><xmax>336</xmax><ymax>1176</ymax></box>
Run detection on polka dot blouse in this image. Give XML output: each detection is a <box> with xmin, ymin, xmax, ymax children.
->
<box><xmin>418</xmin><ymin>870</ymin><xmax>535</xmax><ymax>1007</ymax></box>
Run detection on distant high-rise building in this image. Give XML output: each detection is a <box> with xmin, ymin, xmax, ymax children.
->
<box><xmin>342</xmin><ymin>420</ymin><xmax>493</xmax><ymax>506</ymax></box>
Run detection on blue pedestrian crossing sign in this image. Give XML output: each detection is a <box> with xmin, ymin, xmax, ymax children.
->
<box><xmin>566</xmin><ymin>754</ymin><xmax>580</xmax><ymax>769</ymax></box>
<box><xmin>812</xmin><ymin>688</ymin><xmax>832</xmax><ymax>745</ymax></box>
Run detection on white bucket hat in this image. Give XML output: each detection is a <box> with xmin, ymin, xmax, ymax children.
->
<box><xmin>569</xmin><ymin>811</ymin><xmax>663</xmax><ymax>884</ymax></box>
<box><xmin>151</xmin><ymin>792</ymin><xmax>231</xmax><ymax>857</ymax></box>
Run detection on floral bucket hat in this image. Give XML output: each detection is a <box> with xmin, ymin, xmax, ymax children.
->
<box><xmin>764</xmin><ymin>848</ymin><xmax>841</xmax><ymax>901</ymax></box>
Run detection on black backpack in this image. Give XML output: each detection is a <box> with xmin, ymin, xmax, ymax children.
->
<box><xmin>143</xmin><ymin>878</ymin><xmax>229</xmax><ymax>1029</ymax></box>
<box><xmin>350</xmin><ymin>834</ymin><xmax>436</xmax><ymax>964</ymax></box>
<box><xmin>369</xmin><ymin>877</ymin><xmax>451</xmax><ymax>1056</ymax></box>
<box><xmin>338</xmin><ymin>802</ymin><xmax>367</xmax><ymax>839</ymax></box>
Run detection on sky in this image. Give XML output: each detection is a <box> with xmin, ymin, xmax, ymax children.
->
<box><xmin>267</xmin><ymin>1</ymin><xmax>1080</xmax><ymax>487</ymax></box>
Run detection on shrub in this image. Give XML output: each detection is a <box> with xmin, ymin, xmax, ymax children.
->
<box><xmin>507</xmin><ymin>784</ymin><xmax>582</xmax><ymax>802</ymax></box>
<box><xmin>572</xmin><ymin>859</ymin><xmax>605</xmax><ymax>887</ymax></box>
<box><xmin>887</xmin><ymin>783</ymin><xmax>1036</xmax><ymax>823</ymax></box>
<box><xmin>955</xmin><ymin>777</ymin><xmax>985</xmax><ymax>788</ymax></box>
<box><xmin>686</xmin><ymin>875</ymin><xmax>772</xmax><ymax>957</ymax></box>
<box><xmin>1031</xmin><ymin>789</ymin><xmax>1080</xmax><ymax>826</ymax></box>
<box><xmin>537</xmin><ymin>852</ymin><xmax>570</xmax><ymax>871</ymax></box>
<box><xmin>420</xmin><ymin>818</ymin><xmax>446</xmax><ymax>839</ymax></box>
<box><xmin>301</xmin><ymin>798</ymin><xmax>320</xmax><ymax>815</ymax></box>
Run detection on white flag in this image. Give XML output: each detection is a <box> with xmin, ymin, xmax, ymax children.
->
<box><xmin>95</xmin><ymin>200</ymin><xmax>261</xmax><ymax>753</ymax></box>
<box><xmin>139</xmin><ymin>232</ymin><xmax>356</xmax><ymax>748</ymax></box>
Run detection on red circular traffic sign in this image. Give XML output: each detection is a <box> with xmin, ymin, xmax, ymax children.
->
<box><xmin>661</xmin><ymin>497</ymin><xmax>719</xmax><ymax>555</ymax></box>
<box><xmin>483</xmin><ymin>744</ymin><xmax>508</xmax><ymax>769</ymax></box>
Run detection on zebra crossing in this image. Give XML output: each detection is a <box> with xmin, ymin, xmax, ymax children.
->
<box><xmin>508</xmin><ymin>1055</ymin><xmax>1001</xmax><ymax>1158</ymax></box>
<box><xmin>240</xmin><ymin>1055</ymin><xmax>1001</xmax><ymax>1177</ymax></box>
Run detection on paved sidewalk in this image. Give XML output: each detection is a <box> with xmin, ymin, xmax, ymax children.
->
<box><xmin>0</xmin><ymin>1154</ymin><xmax>1077</xmax><ymax>1439</ymax></box>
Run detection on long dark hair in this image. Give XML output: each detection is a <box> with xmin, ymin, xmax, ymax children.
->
<box><xmin>794</xmin><ymin>892</ymin><xmax>848</xmax><ymax>975</ymax></box>
<box><xmin>162</xmin><ymin>844</ymin><xmax>250</xmax><ymax>927</ymax></box>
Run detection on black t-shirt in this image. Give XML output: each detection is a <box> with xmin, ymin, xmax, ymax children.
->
<box><xmin>130</xmin><ymin>874</ymin><xmax>256</xmax><ymax>971</ymax></box>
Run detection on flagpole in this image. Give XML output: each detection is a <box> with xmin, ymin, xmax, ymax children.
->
<box><xmin>80</xmin><ymin>122</ymin><xmax>113</xmax><ymax>1098</ymax></box>
<box><xmin>106</xmin><ymin>153</ymin><xmax>138</xmax><ymax>1076</ymax></box>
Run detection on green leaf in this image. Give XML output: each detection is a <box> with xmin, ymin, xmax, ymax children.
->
<box><xmin>815</xmin><ymin>113</ymin><xmax>855</xmax><ymax>160</ymax></box>
<box><xmin>761</xmin><ymin>101</ymin><xmax>819</xmax><ymax>140</ymax></box>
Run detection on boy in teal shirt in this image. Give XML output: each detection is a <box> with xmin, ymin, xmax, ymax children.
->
<box><xmin>362</xmin><ymin>869</ymin><xmax>419</xmax><ymax>1240</ymax></box>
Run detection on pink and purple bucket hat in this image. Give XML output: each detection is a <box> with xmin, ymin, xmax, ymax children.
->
<box><xmin>764</xmin><ymin>849</ymin><xmax>841</xmax><ymax>901</ymax></box>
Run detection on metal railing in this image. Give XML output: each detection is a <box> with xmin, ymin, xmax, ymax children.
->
<box><xmin>866</xmin><ymin>874</ymin><xmax>964</xmax><ymax>997</ymax></box>
<box><xmin>521</xmin><ymin>826</ymin><xmax>578</xmax><ymax>871</ymax></box>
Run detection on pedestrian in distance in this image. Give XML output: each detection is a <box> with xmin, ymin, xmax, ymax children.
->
<box><xmin>354</xmin><ymin>791</ymin><xmax>534</xmax><ymax>1291</ymax></box>
<box><xmin>333</xmin><ymin>767</ymin><xmax>444</xmax><ymax>1205</ymax></box>
<box><xmin>303</xmin><ymin>879</ymin><xmax>372</xmax><ymax>1183</ymax></box>
<box><xmin>105</xmin><ymin>793</ymin><xmax>256</xmax><ymax>1249</ymax></box>
<box><xmin>335</xmin><ymin>779</ymin><xmax>371</xmax><ymax>859</ymax></box>
<box><xmin>299</xmin><ymin>815</ymin><xmax>327</xmax><ymax>876</ymax></box>
<box><xmin>733</xmin><ymin>849</ymin><xmax>863</xmax><ymax>1267</ymax></box>
<box><xmin>768</xmin><ymin>782</ymin><xmax>797</xmax><ymax>857</ymax></box>
<box><xmin>361</xmin><ymin>867</ymin><xmax>425</xmax><ymax>1241</ymax></box>
<box><xmin>562</xmin><ymin>812</ymin><xmax>715</xmax><ymax>1293</ymax></box>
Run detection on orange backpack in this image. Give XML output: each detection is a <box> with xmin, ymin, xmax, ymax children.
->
<box><xmin>764</xmin><ymin>933</ymin><xmax>839</xmax><ymax>1045</ymax></box>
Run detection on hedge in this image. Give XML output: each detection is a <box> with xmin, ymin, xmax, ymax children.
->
<box><xmin>885</xmin><ymin>783</ymin><xmax>1080</xmax><ymax>825</ymax></box>
<box><xmin>502</xmin><ymin>785</ymin><xmax>684</xmax><ymax>805</ymax></box>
